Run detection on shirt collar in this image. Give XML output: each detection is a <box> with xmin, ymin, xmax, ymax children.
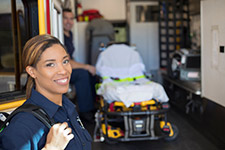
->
<box><xmin>28</xmin><ymin>88</ymin><xmax>61</xmax><ymax>118</ymax></box>
<box><xmin>64</xmin><ymin>31</ymin><xmax>73</xmax><ymax>39</ymax></box>
<box><xmin>62</xmin><ymin>94</ymin><xmax>76</xmax><ymax>116</ymax></box>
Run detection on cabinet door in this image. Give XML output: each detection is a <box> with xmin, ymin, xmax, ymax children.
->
<box><xmin>73</xmin><ymin>22</ymin><xmax>88</xmax><ymax>64</ymax></box>
<box><xmin>201</xmin><ymin>0</ymin><xmax>225</xmax><ymax>107</ymax></box>
<box><xmin>129</xmin><ymin>1</ymin><xmax>159</xmax><ymax>72</ymax></box>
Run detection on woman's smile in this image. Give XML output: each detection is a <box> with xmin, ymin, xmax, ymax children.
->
<box><xmin>54</xmin><ymin>77</ymin><xmax>70</xmax><ymax>85</ymax></box>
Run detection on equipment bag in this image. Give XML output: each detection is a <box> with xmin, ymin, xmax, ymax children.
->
<box><xmin>0</xmin><ymin>103</ymin><xmax>55</xmax><ymax>133</ymax></box>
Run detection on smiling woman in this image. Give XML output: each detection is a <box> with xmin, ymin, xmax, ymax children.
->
<box><xmin>23</xmin><ymin>35</ymin><xmax>71</xmax><ymax>99</ymax></box>
<box><xmin>26</xmin><ymin>44</ymin><xmax>72</xmax><ymax>105</ymax></box>
<box><xmin>0</xmin><ymin>34</ymin><xmax>92</xmax><ymax>150</ymax></box>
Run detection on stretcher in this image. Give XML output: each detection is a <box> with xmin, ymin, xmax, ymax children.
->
<box><xmin>93</xmin><ymin>44</ymin><xmax>178</xmax><ymax>143</ymax></box>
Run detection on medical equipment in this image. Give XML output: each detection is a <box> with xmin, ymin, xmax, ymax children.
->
<box><xmin>93</xmin><ymin>44</ymin><xmax>178</xmax><ymax>143</ymax></box>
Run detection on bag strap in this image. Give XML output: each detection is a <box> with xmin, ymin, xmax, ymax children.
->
<box><xmin>0</xmin><ymin>103</ymin><xmax>55</xmax><ymax>132</ymax></box>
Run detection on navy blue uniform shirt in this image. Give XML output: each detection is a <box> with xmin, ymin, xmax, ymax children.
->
<box><xmin>64</xmin><ymin>31</ymin><xmax>75</xmax><ymax>59</ymax></box>
<box><xmin>0</xmin><ymin>88</ymin><xmax>92</xmax><ymax>150</ymax></box>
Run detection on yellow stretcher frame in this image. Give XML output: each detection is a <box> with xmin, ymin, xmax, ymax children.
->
<box><xmin>96</xmin><ymin>97</ymin><xmax>177</xmax><ymax>142</ymax></box>
<box><xmin>99</xmin><ymin>97</ymin><xmax>159</xmax><ymax>112</ymax></box>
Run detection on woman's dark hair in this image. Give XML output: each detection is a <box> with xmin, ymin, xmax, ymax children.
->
<box><xmin>22</xmin><ymin>34</ymin><xmax>66</xmax><ymax>99</ymax></box>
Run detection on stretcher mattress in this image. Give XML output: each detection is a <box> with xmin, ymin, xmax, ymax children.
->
<box><xmin>97</xmin><ymin>78</ymin><xmax>169</xmax><ymax>107</ymax></box>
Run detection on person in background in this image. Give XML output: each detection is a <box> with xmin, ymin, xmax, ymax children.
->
<box><xmin>0</xmin><ymin>35</ymin><xmax>92</xmax><ymax>150</ymax></box>
<box><xmin>63</xmin><ymin>8</ymin><xmax>96</xmax><ymax>122</ymax></box>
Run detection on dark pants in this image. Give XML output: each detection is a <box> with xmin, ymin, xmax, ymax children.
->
<box><xmin>70</xmin><ymin>69</ymin><xmax>96</xmax><ymax>113</ymax></box>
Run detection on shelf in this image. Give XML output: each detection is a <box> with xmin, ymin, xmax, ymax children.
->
<box><xmin>159</xmin><ymin>0</ymin><xmax>190</xmax><ymax>68</ymax></box>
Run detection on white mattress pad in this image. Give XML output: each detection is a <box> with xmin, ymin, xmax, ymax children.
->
<box><xmin>97</xmin><ymin>78</ymin><xmax>169</xmax><ymax>107</ymax></box>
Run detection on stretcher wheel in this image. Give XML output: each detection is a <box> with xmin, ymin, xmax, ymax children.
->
<box><xmin>164</xmin><ymin>124</ymin><xmax>179</xmax><ymax>141</ymax></box>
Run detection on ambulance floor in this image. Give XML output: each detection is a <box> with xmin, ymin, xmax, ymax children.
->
<box><xmin>83</xmin><ymin>106</ymin><xmax>223</xmax><ymax>150</ymax></box>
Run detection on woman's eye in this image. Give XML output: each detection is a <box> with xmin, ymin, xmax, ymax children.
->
<box><xmin>46</xmin><ymin>63</ymin><xmax>55</xmax><ymax>67</ymax></box>
<box><xmin>63</xmin><ymin>59</ymin><xmax>70</xmax><ymax>64</ymax></box>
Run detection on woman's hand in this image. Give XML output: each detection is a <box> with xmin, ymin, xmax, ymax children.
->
<box><xmin>42</xmin><ymin>122</ymin><xmax>74</xmax><ymax>150</ymax></box>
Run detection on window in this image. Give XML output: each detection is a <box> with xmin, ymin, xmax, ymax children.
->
<box><xmin>0</xmin><ymin>0</ymin><xmax>28</xmax><ymax>93</ymax></box>
<box><xmin>136</xmin><ymin>5</ymin><xmax>159</xmax><ymax>22</ymax></box>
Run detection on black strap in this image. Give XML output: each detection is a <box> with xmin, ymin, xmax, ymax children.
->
<box><xmin>0</xmin><ymin>103</ymin><xmax>55</xmax><ymax>131</ymax></box>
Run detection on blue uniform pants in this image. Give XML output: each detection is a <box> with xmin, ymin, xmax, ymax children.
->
<box><xmin>70</xmin><ymin>69</ymin><xmax>96</xmax><ymax>113</ymax></box>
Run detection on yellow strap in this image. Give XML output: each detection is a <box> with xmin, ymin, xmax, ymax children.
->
<box><xmin>134</xmin><ymin>75</ymin><xmax>146</xmax><ymax>80</ymax></box>
<box><xmin>102</xmin><ymin>76</ymin><xmax>109</xmax><ymax>80</ymax></box>
<box><xmin>103</xmin><ymin>75</ymin><xmax>145</xmax><ymax>82</ymax></box>
<box><xmin>95</xmin><ymin>83</ymin><xmax>102</xmax><ymax>91</ymax></box>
